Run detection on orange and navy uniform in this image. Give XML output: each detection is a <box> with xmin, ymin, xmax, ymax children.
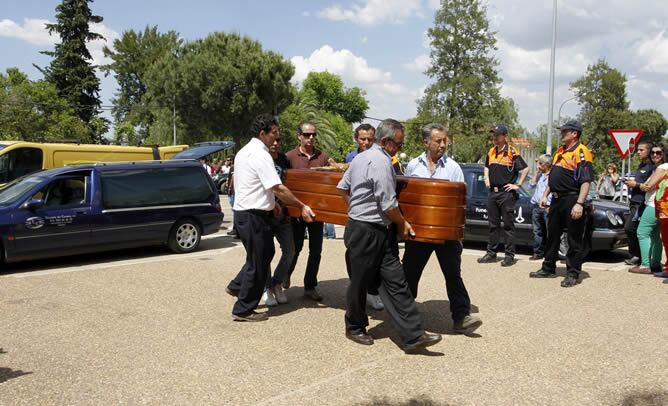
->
<box><xmin>548</xmin><ymin>142</ymin><xmax>593</xmax><ymax>193</ymax></box>
<box><xmin>484</xmin><ymin>144</ymin><xmax>528</xmax><ymax>187</ymax></box>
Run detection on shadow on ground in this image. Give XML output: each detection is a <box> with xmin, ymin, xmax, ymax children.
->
<box><xmin>0</xmin><ymin>348</ymin><xmax>33</xmax><ymax>384</ymax></box>
<box><xmin>0</xmin><ymin>367</ymin><xmax>33</xmax><ymax>384</ymax></box>
<box><xmin>620</xmin><ymin>390</ymin><xmax>668</xmax><ymax>406</ymax></box>
<box><xmin>0</xmin><ymin>234</ymin><xmax>238</xmax><ymax>275</ymax></box>
<box><xmin>357</xmin><ymin>395</ymin><xmax>452</xmax><ymax>405</ymax></box>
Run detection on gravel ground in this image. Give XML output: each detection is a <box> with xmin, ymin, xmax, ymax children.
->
<box><xmin>1</xmin><ymin>230</ymin><xmax>667</xmax><ymax>405</ymax></box>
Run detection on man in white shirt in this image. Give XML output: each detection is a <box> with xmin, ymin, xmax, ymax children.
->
<box><xmin>226</xmin><ymin>114</ymin><xmax>315</xmax><ymax>322</ymax></box>
<box><xmin>402</xmin><ymin>124</ymin><xmax>482</xmax><ymax>334</ymax></box>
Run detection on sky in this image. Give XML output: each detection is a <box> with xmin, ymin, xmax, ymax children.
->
<box><xmin>1</xmin><ymin>0</ymin><xmax>668</xmax><ymax>135</ymax></box>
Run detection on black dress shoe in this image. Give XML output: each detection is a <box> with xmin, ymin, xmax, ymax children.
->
<box><xmin>624</xmin><ymin>256</ymin><xmax>640</xmax><ymax>266</ymax></box>
<box><xmin>528</xmin><ymin>254</ymin><xmax>544</xmax><ymax>261</ymax></box>
<box><xmin>346</xmin><ymin>330</ymin><xmax>374</xmax><ymax>345</ymax></box>
<box><xmin>500</xmin><ymin>257</ymin><xmax>515</xmax><ymax>267</ymax></box>
<box><xmin>225</xmin><ymin>287</ymin><xmax>239</xmax><ymax>297</ymax></box>
<box><xmin>529</xmin><ymin>269</ymin><xmax>557</xmax><ymax>278</ymax></box>
<box><xmin>477</xmin><ymin>253</ymin><xmax>497</xmax><ymax>263</ymax></box>
<box><xmin>232</xmin><ymin>311</ymin><xmax>268</xmax><ymax>322</ymax></box>
<box><xmin>402</xmin><ymin>332</ymin><xmax>442</xmax><ymax>353</ymax></box>
<box><xmin>561</xmin><ymin>274</ymin><xmax>579</xmax><ymax>287</ymax></box>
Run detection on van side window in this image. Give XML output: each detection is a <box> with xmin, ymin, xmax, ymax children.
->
<box><xmin>33</xmin><ymin>176</ymin><xmax>88</xmax><ymax>208</ymax></box>
<box><xmin>100</xmin><ymin>167</ymin><xmax>214</xmax><ymax>209</ymax></box>
<box><xmin>473</xmin><ymin>172</ymin><xmax>489</xmax><ymax>199</ymax></box>
<box><xmin>0</xmin><ymin>147</ymin><xmax>43</xmax><ymax>183</ymax></box>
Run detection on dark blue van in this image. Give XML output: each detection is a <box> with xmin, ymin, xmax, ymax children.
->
<box><xmin>0</xmin><ymin>160</ymin><xmax>223</xmax><ymax>263</ymax></box>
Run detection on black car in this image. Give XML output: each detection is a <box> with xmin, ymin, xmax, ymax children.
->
<box><xmin>460</xmin><ymin>163</ymin><xmax>628</xmax><ymax>254</ymax></box>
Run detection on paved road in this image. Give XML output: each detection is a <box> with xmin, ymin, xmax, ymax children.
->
<box><xmin>1</xmin><ymin>199</ymin><xmax>667</xmax><ymax>405</ymax></box>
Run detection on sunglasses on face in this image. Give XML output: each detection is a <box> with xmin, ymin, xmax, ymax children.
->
<box><xmin>652</xmin><ymin>150</ymin><xmax>663</xmax><ymax>155</ymax></box>
<box><xmin>301</xmin><ymin>132</ymin><xmax>317</xmax><ymax>138</ymax></box>
<box><xmin>391</xmin><ymin>140</ymin><xmax>404</xmax><ymax>149</ymax></box>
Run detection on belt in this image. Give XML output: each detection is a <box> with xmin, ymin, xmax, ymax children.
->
<box><xmin>245</xmin><ymin>209</ymin><xmax>273</xmax><ymax>217</ymax></box>
<box><xmin>551</xmin><ymin>191</ymin><xmax>578</xmax><ymax>198</ymax></box>
<box><xmin>490</xmin><ymin>185</ymin><xmax>512</xmax><ymax>193</ymax></box>
<box><xmin>349</xmin><ymin>218</ymin><xmax>391</xmax><ymax>231</ymax></box>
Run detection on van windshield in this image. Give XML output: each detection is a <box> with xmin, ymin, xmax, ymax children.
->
<box><xmin>0</xmin><ymin>176</ymin><xmax>45</xmax><ymax>206</ymax></box>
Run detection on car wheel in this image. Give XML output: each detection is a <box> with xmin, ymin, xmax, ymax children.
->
<box><xmin>219</xmin><ymin>181</ymin><xmax>228</xmax><ymax>195</ymax></box>
<box><xmin>168</xmin><ymin>218</ymin><xmax>201</xmax><ymax>253</ymax></box>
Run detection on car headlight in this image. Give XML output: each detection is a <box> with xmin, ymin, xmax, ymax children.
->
<box><xmin>606</xmin><ymin>210</ymin><xmax>618</xmax><ymax>226</ymax></box>
<box><xmin>615</xmin><ymin>214</ymin><xmax>624</xmax><ymax>225</ymax></box>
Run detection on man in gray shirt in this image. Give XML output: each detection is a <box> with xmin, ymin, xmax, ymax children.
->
<box><xmin>337</xmin><ymin>119</ymin><xmax>441</xmax><ymax>352</ymax></box>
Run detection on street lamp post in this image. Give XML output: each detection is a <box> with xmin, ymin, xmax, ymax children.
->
<box><xmin>557</xmin><ymin>95</ymin><xmax>579</xmax><ymax>123</ymax></box>
<box><xmin>546</xmin><ymin>0</ymin><xmax>558</xmax><ymax>155</ymax></box>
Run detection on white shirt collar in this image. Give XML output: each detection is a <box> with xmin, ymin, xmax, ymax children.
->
<box><xmin>250</xmin><ymin>137</ymin><xmax>270</xmax><ymax>152</ymax></box>
<box><xmin>418</xmin><ymin>152</ymin><xmax>448</xmax><ymax>167</ymax></box>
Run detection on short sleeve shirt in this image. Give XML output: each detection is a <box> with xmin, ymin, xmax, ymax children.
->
<box><xmin>345</xmin><ymin>148</ymin><xmax>363</xmax><ymax>163</ymax></box>
<box><xmin>631</xmin><ymin>161</ymin><xmax>655</xmax><ymax>204</ymax></box>
<box><xmin>548</xmin><ymin>142</ymin><xmax>593</xmax><ymax>194</ymax></box>
<box><xmin>485</xmin><ymin>144</ymin><xmax>528</xmax><ymax>187</ymax></box>
<box><xmin>286</xmin><ymin>147</ymin><xmax>330</xmax><ymax>169</ymax></box>
<box><xmin>273</xmin><ymin>152</ymin><xmax>291</xmax><ymax>182</ymax></box>
<box><xmin>232</xmin><ymin>137</ymin><xmax>282</xmax><ymax>211</ymax></box>
<box><xmin>337</xmin><ymin>144</ymin><xmax>398</xmax><ymax>226</ymax></box>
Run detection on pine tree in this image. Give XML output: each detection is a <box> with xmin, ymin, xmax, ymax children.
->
<box><xmin>38</xmin><ymin>0</ymin><xmax>107</xmax><ymax>143</ymax></box>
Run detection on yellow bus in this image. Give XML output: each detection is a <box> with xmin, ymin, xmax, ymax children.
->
<box><xmin>0</xmin><ymin>141</ymin><xmax>189</xmax><ymax>184</ymax></box>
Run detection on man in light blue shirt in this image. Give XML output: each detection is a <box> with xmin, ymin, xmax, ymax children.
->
<box><xmin>528</xmin><ymin>154</ymin><xmax>552</xmax><ymax>260</ymax></box>
<box><xmin>402</xmin><ymin>123</ymin><xmax>482</xmax><ymax>334</ymax></box>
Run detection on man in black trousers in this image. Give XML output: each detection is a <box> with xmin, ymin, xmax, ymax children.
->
<box><xmin>226</xmin><ymin>114</ymin><xmax>315</xmax><ymax>321</ymax></box>
<box><xmin>402</xmin><ymin>123</ymin><xmax>482</xmax><ymax>334</ymax></box>
<box><xmin>530</xmin><ymin>120</ymin><xmax>593</xmax><ymax>287</ymax></box>
<box><xmin>477</xmin><ymin>125</ymin><xmax>529</xmax><ymax>267</ymax></box>
<box><xmin>337</xmin><ymin>118</ymin><xmax>441</xmax><ymax>352</ymax></box>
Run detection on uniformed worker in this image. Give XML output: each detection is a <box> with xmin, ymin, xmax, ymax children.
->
<box><xmin>337</xmin><ymin>118</ymin><xmax>441</xmax><ymax>352</ymax></box>
<box><xmin>530</xmin><ymin>120</ymin><xmax>593</xmax><ymax>287</ymax></box>
<box><xmin>226</xmin><ymin>114</ymin><xmax>315</xmax><ymax>321</ymax></box>
<box><xmin>402</xmin><ymin>124</ymin><xmax>482</xmax><ymax>334</ymax></box>
<box><xmin>477</xmin><ymin>124</ymin><xmax>529</xmax><ymax>267</ymax></box>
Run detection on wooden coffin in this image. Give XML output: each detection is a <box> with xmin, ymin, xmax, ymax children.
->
<box><xmin>284</xmin><ymin>169</ymin><xmax>467</xmax><ymax>244</ymax></box>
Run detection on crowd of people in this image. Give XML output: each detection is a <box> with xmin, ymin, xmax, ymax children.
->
<box><xmin>523</xmin><ymin>134</ymin><xmax>668</xmax><ymax>285</ymax></box>
<box><xmin>223</xmin><ymin>113</ymin><xmax>667</xmax><ymax>353</ymax></box>
<box><xmin>225</xmin><ymin>114</ymin><xmax>486</xmax><ymax>352</ymax></box>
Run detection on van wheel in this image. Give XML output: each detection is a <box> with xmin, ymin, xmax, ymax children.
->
<box><xmin>168</xmin><ymin>219</ymin><xmax>201</xmax><ymax>253</ymax></box>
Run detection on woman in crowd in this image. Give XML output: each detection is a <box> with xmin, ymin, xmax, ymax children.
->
<box><xmin>596</xmin><ymin>163</ymin><xmax>619</xmax><ymax>200</ymax></box>
<box><xmin>639</xmin><ymin>143</ymin><xmax>668</xmax><ymax>283</ymax></box>
<box><xmin>632</xmin><ymin>144</ymin><xmax>665</xmax><ymax>274</ymax></box>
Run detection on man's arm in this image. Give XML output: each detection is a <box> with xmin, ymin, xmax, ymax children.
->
<box><xmin>337</xmin><ymin>188</ymin><xmax>350</xmax><ymax>206</ymax></box>
<box><xmin>571</xmin><ymin>182</ymin><xmax>590</xmax><ymax>220</ymax></box>
<box><xmin>272</xmin><ymin>184</ymin><xmax>315</xmax><ymax>222</ymax></box>
<box><xmin>516</xmin><ymin>167</ymin><xmax>529</xmax><ymax>187</ymax></box>
<box><xmin>483</xmin><ymin>167</ymin><xmax>490</xmax><ymax>188</ymax></box>
<box><xmin>530</xmin><ymin>168</ymin><xmax>539</xmax><ymax>187</ymax></box>
<box><xmin>384</xmin><ymin>207</ymin><xmax>415</xmax><ymax>240</ymax></box>
<box><xmin>539</xmin><ymin>186</ymin><xmax>551</xmax><ymax>209</ymax></box>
